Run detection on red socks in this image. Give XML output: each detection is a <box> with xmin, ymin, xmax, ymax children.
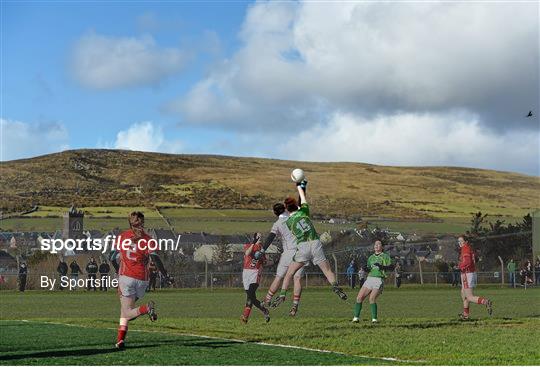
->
<box><xmin>463</xmin><ymin>307</ymin><xmax>470</xmax><ymax>317</ymax></box>
<box><xmin>293</xmin><ymin>294</ymin><xmax>301</xmax><ymax>305</ymax></box>
<box><xmin>477</xmin><ymin>297</ymin><xmax>488</xmax><ymax>305</ymax></box>
<box><xmin>117</xmin><ymin>325</ymin><xmax>128</xmax><ymax>343</ymax></box>
<box><xmin>138</xmin><ymin>304</ymin><xmax>149</xmax><ymax>315</ymax></box>
<box><xmin>242</xmin><ymin>306</ymin><xmax>252</xmax><ymax>319</ymax></box>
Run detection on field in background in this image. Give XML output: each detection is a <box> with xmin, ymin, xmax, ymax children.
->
<box><xmin>1</xmin><ymin>205</ymin><xmax>518</xmax><ymax>234</ymax></box>
<box><xmin>1</xmin><ymin>287</ymin><xmax>539</xmax><ymax>365</ymax></box>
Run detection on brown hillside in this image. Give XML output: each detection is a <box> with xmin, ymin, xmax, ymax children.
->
<box><xmin>0</xmin><ymin>149</ymin><xmax>538</xmax><ymax>219</ymax></box>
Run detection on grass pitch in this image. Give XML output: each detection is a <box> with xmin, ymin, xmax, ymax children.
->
<box><xmin>0</xmin><ymin>286</ymin><xmax>539</xmax><ymax>365</ymax></box>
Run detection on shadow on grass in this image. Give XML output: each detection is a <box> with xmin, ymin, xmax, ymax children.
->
<box><xmin>0</xmin><ymin>347</ymin><xmax>122</xmax><ymax>362</ymax></box>
<box><xmin>0</xmin><ymin>339</ymin><xmax>239</xmax><ymax>362</ymax></box>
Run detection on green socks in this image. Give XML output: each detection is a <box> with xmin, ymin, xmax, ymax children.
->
<box><xmin>370</xmin><ymin>303</ymin><xmax>378</xmax><ymax>320</ymax></box>
<box><xmin>279</xmin><ymin>289</ymin><xmax>287</xmax><ymax>297</ymax></box>
<box><xmin>354</xmin><ymin>302</ymin><xmax>363</xmax><ymax>318</ymax></box>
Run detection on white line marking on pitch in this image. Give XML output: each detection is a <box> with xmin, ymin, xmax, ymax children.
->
<box><xmin>11</xmin><ymin>319</ymin><xmax>422</xmax><ymax>363</ymax></box>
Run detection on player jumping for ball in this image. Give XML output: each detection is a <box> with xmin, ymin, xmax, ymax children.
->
<box><xmin>258</xmin><ymin>202</ymin><xmax>305</xmax><ymax>316</ymax></box>
<box><xmin>352</xmin><ymin>240</ymin><xmax>393</xmax><ymax>323</ymax></box>
<box><xmin>457</xmin><ymin>235</ymin><xmax>492</xmax><ymax>320</ymax></box>
<box><xmin>273</xmin><ymin>180</ymin><xmax>347</xmax><ymax>305</ymax></box>
<box><xmin>241</xmin><ymin>233</ymin><xmax>271</xmax><ymax>323</ymax></box>
<box><xmin>111</xmin><ymin>211</ymin><xmax>170</xmax><ymax>349</ymax></box>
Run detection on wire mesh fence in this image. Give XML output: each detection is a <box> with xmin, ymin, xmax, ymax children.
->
<box><xmin>2</xmin><ymin>270</ymin><xmax>537</xmax><ymax>291</ymax></box>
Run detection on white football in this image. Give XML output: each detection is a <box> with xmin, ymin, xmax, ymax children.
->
<box><xmin>290</xmin><ymin>168</ymin><xmax>305</xmax><ymax>183</ymax></box>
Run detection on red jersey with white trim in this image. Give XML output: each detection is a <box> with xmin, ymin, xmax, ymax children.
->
<box><xmin>459</xmin><ymin>242</ymin><xmax>476</xmax><ymax>273</ymax></box>
<box><xmin>243</xmin><ymin>243</ymin><xmax>265</xmax><ymax>270</ymax></box>
<box><xmin>117</xmin><ymin>229</ymin><xmax>155</xmax><ymax>281</ymax></box>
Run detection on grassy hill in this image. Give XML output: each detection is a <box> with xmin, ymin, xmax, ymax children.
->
<box><xmin>0</xmin><ymin>149</ymin><xmax>538</xmax><ymax>220</ymax></box>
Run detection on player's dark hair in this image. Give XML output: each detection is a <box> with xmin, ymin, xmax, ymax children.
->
<box><xmin>284</xmin><ymin>197</ymin><xmax>298</xmax><ymax>212</ymax></box>
<box><xmin>129</xmin><ymin>211</ymin><xmax>145</xmax><ymax>237</ymax></box>
<box><xmin>273</xmin><ymin>203</ymin><xmax>285</xmax><ymax>216</ymax></box>
<box><xmin>129</xmin><ymin>212</ymin><xmax>144</xmax><ymax>225</ymax></box>
<box><xmin>459</xmin><ymin>234</ymin><xmax>468</xmax><ymax>242</ymax></box>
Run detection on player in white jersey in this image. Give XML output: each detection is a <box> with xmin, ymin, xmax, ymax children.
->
<box><xmin>258</xmin><ymin>203</ymin><xmax>305</xmax><ymax>316</ymax></box>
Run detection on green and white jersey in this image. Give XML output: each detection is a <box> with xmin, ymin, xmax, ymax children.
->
<box><xmin>286</xmin><ymin>203</ymin><xmax>319</xmax><ymax>245</ymax></box>
<box><xmin>367</xmin><ymin>252</ymin><xmax>392</xmax><ymax>278</ymax></box>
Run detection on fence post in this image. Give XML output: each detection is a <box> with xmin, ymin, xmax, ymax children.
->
<box><xmin>305</xmin><ymin>272</ymin><xmax>308</xmax><ymax>289</ymax></box>
<box><xmin>497</xmin><ymin>256</ymin><xmax>504</xmax><ymax>288</ymax></box>
<box><xmin>417</xmin><ymin>257</ymin><xmax>424</xmax><ymax>285</ymax></box>
<box><xmin>332</xmin><ymin>254</ymin><xmax>338</xmax><ymax>282</ymax></box>
<box><xmin>435</xmin><ymin>272</ymin><xmax>438</xmax><ymax>286</ymax></box>
<box><xmin>210</xmin><ymin>272</ymin><xmax>213</xmax><ymax>291</ymax></box>
<box><xmin>204</xmin><ymin>258</ymin><xmax>208</xmax><ymax>288</ymax></box>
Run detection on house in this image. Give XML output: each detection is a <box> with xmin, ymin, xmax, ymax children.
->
<box><xmin>0</xmin><ymin>250</ymin><xmax>18</xmax><ymax>273</ymax></box>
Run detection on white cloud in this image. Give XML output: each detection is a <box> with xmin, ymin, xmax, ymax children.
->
<box><xmin>113</xmin><ymin>121</ymin><xmax>183</xmax><ymax>154</ymax></box>
<box><xmin>71</xmin><ymin>32</ymin><xmax>188</xmax><ymax>89</ymax></box>
<box><xmin>0</xmin><ymin>118</ymin><xmax>69</xmax><ymax>161</ymax></box>
<box><xmin>165</xmin><ymin>1</ymin><xmax>539</xmax><ymax>174</ymax></box>
<box><xmin>279</xmin><ymin>112</ymin><xmax>540</xmax><ymax>175</ymax></box>
<box><xmin>171</xmin><ymin>1</ymin><xmax>538</xmax><ymax>129</ymax></box>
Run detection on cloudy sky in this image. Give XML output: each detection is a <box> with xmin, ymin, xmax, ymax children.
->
<box><xmin>2</xmin><ymin>1</ymin><xmax>539</xmax><ymax>175</ymax></box>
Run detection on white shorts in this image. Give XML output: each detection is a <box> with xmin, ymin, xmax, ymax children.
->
<box><xmin>118</xmin><ymin>275</ymin><xmax>148</xmax><ymax>299</ymax></box>
<box><xmin>461</xmin><ymin>272</ymin><xmax>477</xmax><ymax>289</ymax></box>
<box><xmin>242</xmin><ymin>269</ymin><xmax>261</xmax><ymax>290</ymax></box>
<box><xmin>276</xmin><ymin>250</ymin><xmax>305</xmax><ymax>278</ymax></box>
<box><xmin>363</xmin><ymin>276</ymin><xmax>384</xmax><ymax>292</ymax></box>
<box><xmin>293</xmin><ymin>240</ymin><xmax>327</xmax><ymax>266</ymax></box>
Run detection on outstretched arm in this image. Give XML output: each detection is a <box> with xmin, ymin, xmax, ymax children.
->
<box><xmin>297</xmin><ymin>183</ymin><xmax>307</xmax><ymax>205</ymax></box>
<box><xmin>262</xmin><ymin>232</ymin><xmax>276</xmax><ymax>251</ymax></box>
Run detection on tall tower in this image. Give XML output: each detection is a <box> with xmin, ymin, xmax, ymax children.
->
<box><xmin>63</xmin><ymin>205</ymin><xmax>84</xmax><ymax>239</ymax></box>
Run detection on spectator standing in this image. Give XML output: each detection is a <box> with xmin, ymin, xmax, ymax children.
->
<box><xmin>148</xmin><ymin>260</ymin><xmax>158</xmax><ymax>291</ymax></box>
<box><xmin>86</xmin><ymin>256</ymin><xmax>98</xmax><ymax>291</ymax></box>
<box><xmin>57</xmin><ymin>259</ymin><xmax>68</xmax><ymax>290</ymax></box>
<box><xmin>99</xmin><ymin>260</ymin><xmax>110</xmax><ymax>291</ymax></box>
<box><xmin>525</xmin><ymin>260</ymin><xmax>533</xmax><ymax>286</ymax></box>
<box><xmin>69</xmin><ymin>260</ymin><xmax>82</xmax><ymax>290</ymax></box>
<box><xmin>394</xmin><ymin>262</ymin><xmax>402</xmax><ymax>288</ymax></box>
<box><xmin>357</xmin><ymin>267</ymin><xmax>367</xmax><ymax>288</ymax></box>
<box><xmin>346</xmin><ymin>260</ymin><xmax>357</xmax><ymax>289</ymax></box>
<box><xmin>507</xmin><ymin>259</ymin><xmax>516</xmax><ymax>288</ymax></box>
<box><xmin>18</xmin><ymin>262</ymin><xmax>28</xmax><ymax>292</ymax></box>
<box><xmin>452</xmin><ymin>263</ymin><xmax>460</xmax><ymax>287</ymax></box>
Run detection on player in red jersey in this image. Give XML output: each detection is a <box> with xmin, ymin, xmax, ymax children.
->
<box><xmin>241</xmin><ymin>233</ymin><xmax>270</xmax><ymax>323</ymax></box>
<box><xmin>457</xmin><ymin>235</ymin><xmax>492</xmax><ymax>320</ymax></box>
<box><xmin>110</xmin><ymin>211</ymin><xmax>170</xmax><ymax>349</ymax></box>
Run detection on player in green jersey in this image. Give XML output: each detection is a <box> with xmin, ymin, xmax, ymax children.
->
<box><xmin>352</xmin><ymin>240</ymin><xmax>394</xmax><ymax>323</ymax></box>
<box><xmin>272</xmin><ymin>180</ymin><xmax>347</xmax><ymax>308</ymax></box>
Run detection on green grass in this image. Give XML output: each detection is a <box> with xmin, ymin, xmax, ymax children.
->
<box><xmin>368</xmin><ymin>218</ymin><xmax>470</xmax><ymax>234</ymax></box>
<box><xmin>0</xmin><ymin>321</ymin><xmax>380</xmax><ymax>365</ymax></box>
<box><xmin>1</xmin><ymin>287</ymin><xmax>539</xmax><ymax>365</ymax></box>
<box><xmin>0</xmin><ymin>217</ymin><xmax>167</xmax><ymax>232</ymax></box>
<box><xmin>159</xmin><ymin>207</ymin><xmax>274</xmax><ymax>220</ymax></box>
<box><xmin>0</xmin><ymin>204</ymin><xmax>529</xmax><ymax>234</ymax></box>
<box><xmin>0</xmin><ymin>214</ymin><xmax>466</xmax><ymax>234</ymax></box>
<box><xmin>22</xmin><ymin>206</ymin><xmax>162</xmax><ymax>219</ymax></box>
